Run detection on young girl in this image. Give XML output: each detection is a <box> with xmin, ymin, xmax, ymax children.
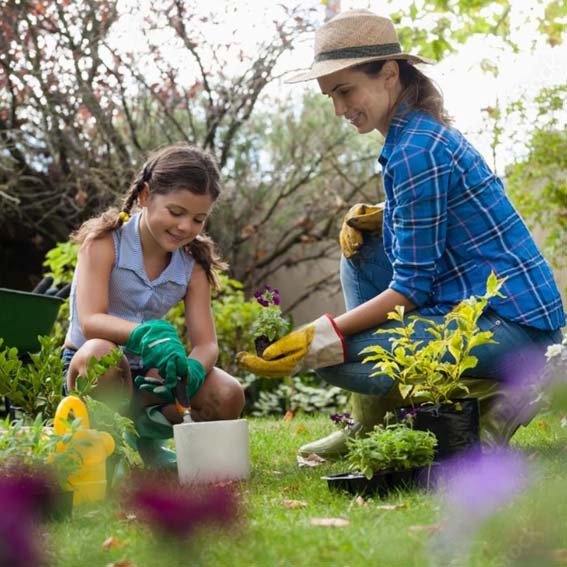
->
<box><xmin>238</xmin><ymin>10</ymin><xmax>565</xmax><ymax>456</ymax></box>
<box><xmin>63</xmin><ymin>144</ymin><xmax>245</xmax><ymax>467</ymax></box>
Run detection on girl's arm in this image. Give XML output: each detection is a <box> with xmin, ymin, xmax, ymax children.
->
<box><xmin>184</xmin><ymin>263</ymin><xmax>219</xmax><ymax>372</ymax></box>
<box><xmin>333</xmin><ymin>287</ymin><xmax>416</xmax><ymax>336</ymax></box>
<box><xmin>75</xmin><ymin>234</ymin><xmax>138</xmax><ymax>344</ymax></box>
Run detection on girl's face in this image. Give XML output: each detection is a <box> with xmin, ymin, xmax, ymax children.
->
<box><xmin>139</xmin><ymin>186</ymin><xmax>214</xmax><ymax>253</ymax></box>
<box><xmin>317</xmin><ymin>62</ymin><xmax>400</xmax><ymax>136</ymax></box>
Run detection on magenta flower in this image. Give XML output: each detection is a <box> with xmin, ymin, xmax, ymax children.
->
<box><xmin>128</xmin><ymin>482</ymin><xmax>237</xmax><ymax>540</ymax></box>
<box><xmin>0</xmin><ymin>468</ymin><xmax>54</xmax><ymax>567</ymax></box>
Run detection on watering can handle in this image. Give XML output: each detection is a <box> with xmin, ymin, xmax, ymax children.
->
<box><xmin>54</xmin><ymin>395</ymin><xmax>90</xmax><ymax>435</ymax></box>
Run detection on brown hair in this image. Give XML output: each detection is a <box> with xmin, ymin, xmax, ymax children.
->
<box><xmin>354</xmin><ymin>59</ymin><xmax>452</xmax><ymax>126</ymax></box>
<box><xmin>71</xmin><ymin>144</ymin><xmax>227</xmax><ymax>289</ymax></box>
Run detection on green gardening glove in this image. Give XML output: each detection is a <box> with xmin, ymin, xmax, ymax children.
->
<box><xmin>126</xmin><ymin>320</ymin><xmax>189</xmax><ymax>388</ymax></box>
<box><xmin>134</xmin><ymin>358</ymin><xmax>207</xmax><ymax>403</ymax></box>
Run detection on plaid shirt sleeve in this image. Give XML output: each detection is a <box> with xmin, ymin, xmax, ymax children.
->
<box><xmin>387</xmin><ymin>143</ymin><xmax>451</xmax><ymax>306</ymax></box>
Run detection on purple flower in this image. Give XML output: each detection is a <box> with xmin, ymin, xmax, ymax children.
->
<box><xmin>0</xmin><ymin>468</ymin><xmax>53</xmax><ymax>567</ymax></box>
<box><xmin>128</xmin><ymin>481</ymin><xmax>238</xmax><ymax>540</ymax></box>
<box><xmin>431</xmin><ymin>448</ymin><xmax>532</xmax><ymax>563</ymax></box>
<box><xmin>330</xmin><ymin>412</ymin><xmax>354</xmax><ymax>429</ymax></box>
<box><xmin>254</xmin><ymin>285</ymin><xmax>281</xmax><ymax>309</ymax></box>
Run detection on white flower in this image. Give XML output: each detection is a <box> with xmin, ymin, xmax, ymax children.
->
<box><xmin>545</xmin><ymin>343</ymin><xmax>564</xmax><ymax>360</ymax></box>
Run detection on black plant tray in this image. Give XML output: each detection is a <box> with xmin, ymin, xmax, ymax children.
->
<box><xmin>322</xmin><ymin>465</ymin><xmax>435</xmax><ymax>497</ymax></box>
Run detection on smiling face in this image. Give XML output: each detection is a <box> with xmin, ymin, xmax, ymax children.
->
<box><xmin>317</xmin><ymin>61</ymin><xmax>401</xmax><ymax>136</ymax></box>
<box><xmin>139</xmin><ymin>186</ymin><xmax>214</xmax><ymax>254</ymax></box>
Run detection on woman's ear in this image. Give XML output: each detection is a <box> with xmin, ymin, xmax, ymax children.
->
<box><xmin>138</xmin><ymin>182</ymin><xmax>150</xmax><ymax>207</ymax></box>
<box><xmin>382</xmin><ymin>60</ymin><xmax>400</xmax><ymax>88</ymax></box>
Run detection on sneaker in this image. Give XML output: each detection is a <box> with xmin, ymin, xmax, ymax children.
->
<box><xmin>298</xmin><ymin>422</ymin><xmax>365</xmax><ymax>460</ymax></box>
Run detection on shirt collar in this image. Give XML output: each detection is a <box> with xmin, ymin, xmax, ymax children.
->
<box><xmin>116</xmin><ymin>212</ymin><xmax>189</xmax><ymax>286</ymax></box>
<box><xmin>379</xmin><ymin>104</ymin><xmax>415</xmax><ymax>165</ymax></box>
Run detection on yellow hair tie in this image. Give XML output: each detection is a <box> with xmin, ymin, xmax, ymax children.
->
<box><xmin>118</xmin><ymin>211</ymin><xmax>130</xmax><ymax>223</ymax></box>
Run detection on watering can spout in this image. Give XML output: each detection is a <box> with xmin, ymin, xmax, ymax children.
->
<box><xmin>54</xmin><ymin>395</ymin><xmax>115</xmax><ymax>505</ymax></box>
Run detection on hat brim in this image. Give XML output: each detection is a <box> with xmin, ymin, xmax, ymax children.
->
<box><xmin>285</xmin><ymin>53</ymin><xmax>433</xmax><ymax>84</ymax></box>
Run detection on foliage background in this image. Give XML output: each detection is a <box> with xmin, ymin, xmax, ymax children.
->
<box><xmin>2</xmin><ymin>0</ymin><xmax>566</xmax><ymax>308</ymax></box>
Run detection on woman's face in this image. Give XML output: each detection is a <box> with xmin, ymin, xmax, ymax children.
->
<box><xmin>317</xmin><ymin>62</ymin><xmax>400</xmax><ymax>136</ymax></box>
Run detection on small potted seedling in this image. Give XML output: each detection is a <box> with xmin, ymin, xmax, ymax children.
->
<box><xmin>322</xmin><ymin>413</ymin><xmax>437</xmax><ymax>496</ymax></box>
<box><xmin>251</xmin><ymin>285</ymin><xmax>290</xmax><ymax>356</ymax></box>
<box><xmin>361</xmin><ymin>273</ymin><xmax>505</xmax><ymax>459</ymax></box>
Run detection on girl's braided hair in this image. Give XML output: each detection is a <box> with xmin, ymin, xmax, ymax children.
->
<box><xmin>70</xmin><ymin>144</ymin><xmax>227</xmax><ymax>290</ymax></box>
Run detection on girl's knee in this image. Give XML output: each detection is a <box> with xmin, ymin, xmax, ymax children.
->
<box><xmin>216</xmin><ymin>376</ymin><xmax>245</xmax><ymax>419</ymax></box>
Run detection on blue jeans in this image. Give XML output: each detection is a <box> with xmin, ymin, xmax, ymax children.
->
<box><xmin>317</xmin><ymin>234</ymin><xmax>562</xmax><ymax>396</ymax></box>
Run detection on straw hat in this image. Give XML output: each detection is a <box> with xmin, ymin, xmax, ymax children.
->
<box><xmin>287</xmin><ymin>9</ymin><xmax>432</xmax><ymax>83</ymax></box>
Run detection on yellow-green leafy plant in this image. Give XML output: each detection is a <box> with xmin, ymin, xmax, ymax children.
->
<box><xmin>361</xmin><ymin>273</ymin><xmax>505</xmax><ymax>406</ymax></box>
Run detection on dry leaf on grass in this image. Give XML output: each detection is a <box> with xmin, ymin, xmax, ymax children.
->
<box><xmin>114</xmin><ymin>511</ymin><xmax>137</xmax><ymax>523</ymax></box>
<box><xmin>283</xmin><ymin>499</ymin><xmax>308</xmax><ymax>509</ymax></box>
<box><xmin>106</xmin><ymin>560</ymin><xmax>136</xmax><ymax>567</ymax></box>
<box><xmin>376</xmin><ymin>503</ymin><xmax>408</xmax><ymax>511</ymax></box>
<box><xmin>310</xmin><ymin>517</ymin><xmax>350</xmax><ymax>527</ymax></box>
<box><xmin>408</xmin><ymin>523</ymin><xmax>442</xmax><ymax>535</ymax></box>
<box><xmin>550</xmin><ymin>549</ymin><xmax>567</xmax><ymax>563</ymax></box>
<box><xmin>354</xmin><ymin>496</ymin><xmax>368</xmax><ymax>507</ymax></box>
<box><xmin>294</xmin><ymin>424</ymin><xmax>307</xmax><ymax>434</ymax></box>
<box><xmin>297</xmin><ymin>454</ymin><xmax>326</xmax><ymax>468</ymax></box>
<box><xmin>101</xmin><ymin>536</ymin><xmax>126</xmax><ymax>550</ymax></box>
<box><xmin>283</xmin><ymin>410</ymin><xmax>294</xmax><ymax>423</ymax></box>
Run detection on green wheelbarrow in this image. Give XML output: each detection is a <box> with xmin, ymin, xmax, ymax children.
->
<box><xmin>0</xmin><ymin>281</ymin><xmax>68</xmax><ymax>354</ymax></box>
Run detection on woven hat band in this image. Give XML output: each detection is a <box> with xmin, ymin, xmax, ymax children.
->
<box><xmin>315</xmin><ymin>42</ymin><xmax>402</xmax><ymax>62</ymax></box>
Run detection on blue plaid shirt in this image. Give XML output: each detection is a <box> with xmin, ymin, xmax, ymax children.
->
<box><xmin>379</xmin><ymin>108</ymin><xmax>565</xmax><ymax>331</ymax></box>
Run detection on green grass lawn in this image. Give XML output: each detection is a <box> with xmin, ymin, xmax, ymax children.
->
<box><xmin>47</xmin><ymin>412</ymin><xmax>567</xmax><ymax>567</ymax></box>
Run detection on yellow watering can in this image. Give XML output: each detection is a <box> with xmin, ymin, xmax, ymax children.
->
<box><xmin>54</xmin><ymin>395</ymin><xmax>115</xmax><ymax>505</ymax></box>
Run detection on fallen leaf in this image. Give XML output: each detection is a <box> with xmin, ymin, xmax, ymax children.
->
<box><xmin>297</xmin><ymin>454</ymin><xmax>326</xmax><ymax>468</ymax></box>
<box><xmin>102</xmin><ymin>537</ymin><xmax>126</xmax><ymax>550</ymax></box>
<box><xmin>283</xmin><ymin>410</ymin><xmax>294</xmax><ymax>423</ymax></box>
<box><xmin>294</xmin><ymin>424</ymin><xmax>307</xmax><ymax>434</ymax></box>
<box><xmin>376</xmin><ymin>503</ymin><xmax>407</xmax><ymax>511</ymax></box>
<box><xmin>310</xmin><ymin>517</ymin><xmax>350</xmax><ymax>527</ymax></box>
<box><xmin>550</xmin><ymin>549</ymin><xmax>567</xmax><ymax>563</ymax></box>
<box><xmin>106</xmin><ymin>561</ymin><xmax>136</xmax><ymax>567</ymax></box>
<box><xmin>408</xmin><ymin>523</ymin><xmax>442</xmax><ymax>535</ymax></box>
<box><xmin>115</xmin><ymin>511</ymin><xmax>137</xmax><ymax>523</ymax></box>
<box><xmin>283</xmin><ymin>499</ymin><xmax>308</xmax><ymax>509</ymax></box>
<box><xmin>354</xmin><ymin>496</ymin><xmax>368</xmax><ymax>507</ymax></box>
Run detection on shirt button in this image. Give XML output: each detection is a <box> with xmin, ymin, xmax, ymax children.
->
<box><xmin>495</xmin><ymin>320</ymin><xmax>501</xmax><ymax>326</ymax></box>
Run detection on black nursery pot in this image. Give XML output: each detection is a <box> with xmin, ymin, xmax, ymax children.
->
<box><xmin>323</xmin><ymin>465</ymin><xmax>435</xmax><ymax>497</ymax></box>
<box><xmin>396</xmin><ymin>398</ymin><xmax>480</xmax><ymax>460</ymax></box>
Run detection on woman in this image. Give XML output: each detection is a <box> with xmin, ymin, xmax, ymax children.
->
<box><xmin>238</xmin><ymin>10</ymin><xmax>564</xmax><ymax>457</ymax></box>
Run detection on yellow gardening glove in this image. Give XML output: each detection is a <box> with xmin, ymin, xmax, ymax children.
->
<box><xmin>339</xmin><ymin>202</ymin><xmax>385</xmax><ymax>258</ymax></box>
<box><xmin>237</xmin><ymin>315</ymin><xmax>345</xmax><ymax>378</ymax></box>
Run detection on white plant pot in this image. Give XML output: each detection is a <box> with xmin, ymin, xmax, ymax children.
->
<box><xmin>173</xmin><ymin>419</ymin><xmax>250</xmax><ymax>484</ymax></box>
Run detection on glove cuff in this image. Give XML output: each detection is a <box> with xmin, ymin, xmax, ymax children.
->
<box><xmin>304</xmin><ymin>314</ymin><xmax>346</xmax><ymax>369</ymax></box>
<box><xmin>186</xmin><ymin>358</ymin><xmax>206</xmax><ymax>398</ymax></box>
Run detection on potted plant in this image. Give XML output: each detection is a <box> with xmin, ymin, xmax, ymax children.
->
<box><xmin>361</xmin><ymin>273</ymin><xmax>505</xmax><ymax>460</ymax></box>
<box><xmin>251</xmin><ymin>285</ymin><xmax>290</xmax><ymax>356</ymax></box>
<box><xmin>322</xmin><ymin>413</ymin><xmax>437</xmax><ymax>496</ymax></box>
